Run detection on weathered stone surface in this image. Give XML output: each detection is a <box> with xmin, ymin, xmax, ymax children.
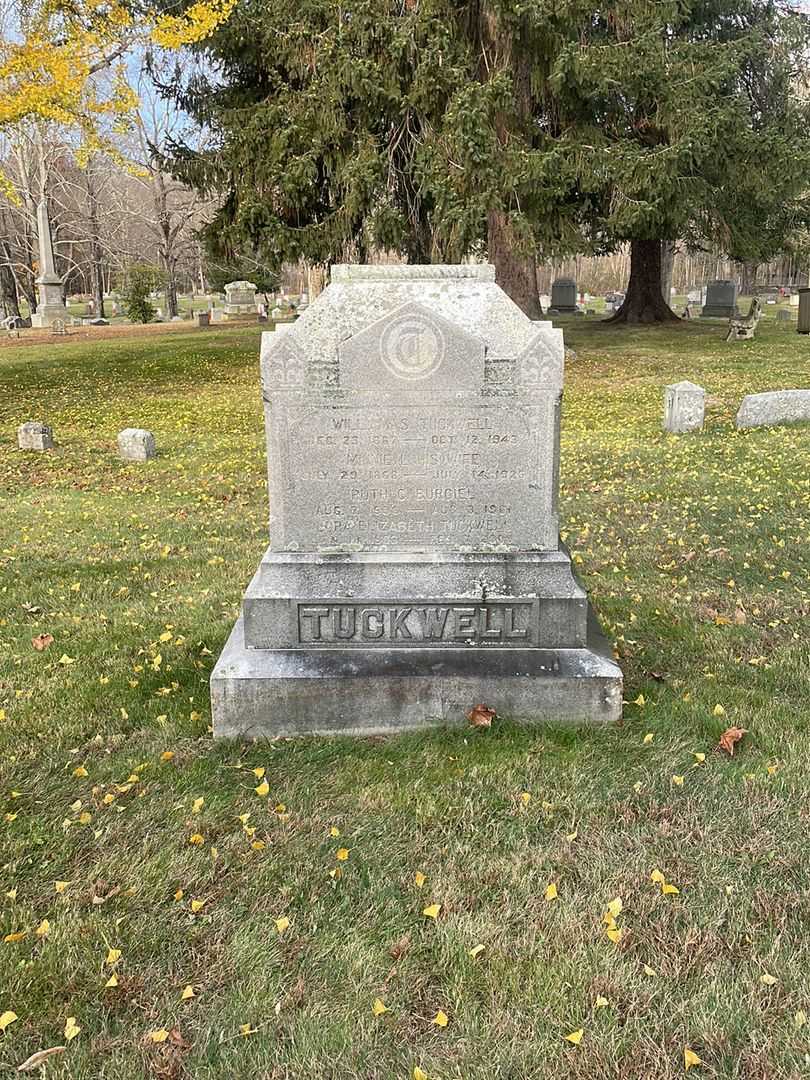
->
<box><xmin>212</xmin><ymin>609</ymin><xmax>622</xmax><ymax>737</ymax></box>
<box><xmin>663</xmin><ymin>380</ymin><xmax>705</xmax><ymax>433</ymax></box>
<box><xmin>18</xmin><ymin>421</ymin><xmax>53</xmax><ymax>451</ymax></box>
<box><xmin>735</xmin><ymin>390</ymin><xmax>810</xmax><ymax>429</ymax></box>
<box><xmin>776</xmin><ymin>309</ymin><xmax>793</xmax><ymax>323</ymax></box>
<box><xmin>700</xmin><ymin>279</ymin><xmax>738</xmax><ymax>319</ymax></box>
<box><xmin>118</xmin><ymin>428</ymin><xmax>156</xmax><ymax>461</ymax></box>
<box><xmin>211</xmin><ymin>263</ymin><xmax>622</xmax><ymax>737</ymax></box>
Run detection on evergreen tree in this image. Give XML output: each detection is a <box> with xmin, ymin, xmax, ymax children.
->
<box><xmin>166</xmin><ymin>0</ymin><xmax>810</xmax><ymax>322</ymax></box>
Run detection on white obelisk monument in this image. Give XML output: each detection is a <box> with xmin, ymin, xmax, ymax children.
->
<box><xmin>30</xmin><ymin>200</ymin><xmax>68</xmax><ymax>328</ymax></box>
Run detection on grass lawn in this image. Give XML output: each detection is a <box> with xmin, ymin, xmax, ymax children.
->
<box><xmin>1</xmin><ymin>313</ymin><xmax>810</xmax><ymax>1079</ymax></box>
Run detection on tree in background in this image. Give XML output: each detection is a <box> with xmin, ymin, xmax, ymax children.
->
<box><xmin>162</xmin><ymin>0</ymin><xmax>810</xmax><ymax>320</ymax></box>
<box><xmin>121</xmin><ymin>262</ymin><xmax>162</xmax><ymax>322</ymax></box>
<box><xmin>552</xmin><ymin>0</ymin><xmax>810</xmax><ymax>323</ymax></box>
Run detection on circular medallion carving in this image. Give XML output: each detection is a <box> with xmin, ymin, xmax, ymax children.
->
<box><xmin>380</xmin><ymin>315</ymin><xmax>445</xmax><ymax>380</ymax></box>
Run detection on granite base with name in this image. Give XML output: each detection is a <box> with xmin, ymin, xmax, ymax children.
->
<box><xmin>211</xmin><ymin>264</ymin><xmax>622</xmax><ymax>737</ymax></box>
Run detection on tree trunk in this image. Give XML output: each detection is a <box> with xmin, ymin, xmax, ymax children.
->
<box><xmin>605</xmin><ymin>239</ymin><xmax>680</xmax><ymax>324</ymax></box>
<box><xmin>660</xmin><ymin>240</ymin><xmax>675</xmax><ymax>303</ymax></box>
<box><xmin>488</xmin><ymin>211</ymin><xmax>542</xmax><ymax>319</ymax></box>
<box><xmin>740</xmin><ymin>260</ymin><xmax>758</xmax><ymax>296</ymax></box>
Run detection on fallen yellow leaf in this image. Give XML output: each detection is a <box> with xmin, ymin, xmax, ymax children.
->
<box><xmin>189</xmin><ymin>833</ymin><xmax>204</xmax><ymax>846</ymax></box>
<box><xmin>336</xmin><ymin>848</ymin><xmax>349</xmax><ymax>861</ymax></box>
<box><xmin>149</xmin><ymin>1029</ymin><xmax>169</xmax><ymax>1043</ymax></box>
<box><xmin>432</xmin><ymin>1010</ymin><xmax>449</xmax><ymax>1027</ymax></box>
<box><xmin>469</xmin><ymin>944</ymin><xmax>485</xmax><ymax>958</ymax></box>
<box><xmin>3</xmin><ymin>932</ymin><xmax>26</xmax><ymax>944</ymax></box>
<box><xmin>414</xmin><ymin>871</ymin><xmax>426</xmax><ymax>888</ymax></box>
<box><xmin>606</xmin><ymin>897</ymin><xmax>623</xmax><ymax>919</ymax></box>
<box><xmin>275</xmin><ymin>916</ymin><xmax>290</xmax><ymax>934</ymax></box>
<box><xmin>422</xmin><ymin>903</ymin><xmax>441</xmax><ymax>919</ymax></box>
<box><xmin>180</xmin><ymin>985</ymin><xmax>195</xmax><ymax>1000</ymax></box>
<box><xmin>63</xmin><ymin>1017</ymin><xmax>80</xmax><ymax>1041</ymax></box>
<box><xmin>564</xmin><ymin>1028</ymin><xmax>584</xmax><ymax>1045</ymax></box>
<box><xmin>595</xmin><ymin>996</ymin><xmax>609</xmax><ymax>1008</ymax></box>
<box><xmin>35</xmin><ymin>919</ymin><xmax>49</xmax><ymax>938</ymax></box>
<box><xmin>545</xmin><ymin>882</ymin><xmax>558</xmax><ymax>901</ymax></box>
<box><xmin>760</xmin><ymin>973</ymin><xmax>778</xmax><ymax>986</ymax></box>
<box><xmin>190</xmin><ymin>899</ymin><xmax>205</xmax><ymax>913</ymax></box>
<box><xmin>372</xmin><ymin>998</ymin><xmax>387</xmax><ymax>1016</ymax></box>
<box><xmin>160</xmin><ymin>750</ymin><xmax>175</xmax><ymax>762</ymax></box>
<box><xmin>255</xmin><ymin>780</ymin><xmax>269</xmax><ymax>797</ymax></box>
<box><xmin>105</xmin><ymin>974</ymin><xmax>119</xmax><ymax>988</ymax></box>
<box><xmin>684</xmin><ymin>1047</ymin><xmax>702</xmax><ymax>1070</ymax></box>
<box><xmin>0</xmin><ymin>1010</ymin><xmax>18</xmax><ymax>1032</ymax></box>
<box><xmin>606</xmin><ymin>927</ymin><xmax>622</xmax><ymax>943</ymax></box>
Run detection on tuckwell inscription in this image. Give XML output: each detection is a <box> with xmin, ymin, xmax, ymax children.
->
<box><xmin>297</xmin><ymin>600</ymin><xmax>537</xmax><ymax>646</ymax></box>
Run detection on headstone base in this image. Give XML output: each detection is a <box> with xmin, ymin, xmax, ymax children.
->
<box><xmin>699</xmin><ymin>305</ymin><xmax>739</xmax><ymax>318</ymax></box>
<box><xmin>211</xmin><ymin>607</ymin><xmax>621</xmax><ymax>737</ymax></box>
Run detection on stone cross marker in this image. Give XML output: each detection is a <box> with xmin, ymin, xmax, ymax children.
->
<box><xmin>30</xmin><ymin>201</ymin><xmax>69</xmax><ymax>329</ymax></box>
<box><xmin>211</xmin><ymin>264</ymin><xmax>622</xmax><ymax>737</ymax></box>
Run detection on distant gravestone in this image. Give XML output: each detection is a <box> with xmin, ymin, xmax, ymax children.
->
<box><xmin>663</xmin><ymin>381</ymin><xmax>705</xmax><ymax>433</ymax></box>
<box><xmin>18</xmin><ymin>421</ymin><xmax>53</xmax><ymax>451</ymax></box>
<box><xmin>196</xmin><ymin>312</ymin><xmax>210</xmax><ymax>327</ymax></box>
<box><xmin>789</xmin><ymin>292</ymin><xmax>800</xmax><ymax>307</ymax></box>
<box><xmin>549</xmin><ymin>277</ymin><xmax>581</xmax><ymax>314</ymax></box>
<box><xmin>700</xmin><ymin>280</ymin><xmax>738</xmax><ymax>318</ymax></box>
<box><xmin>736</xmin><ymin>390</ymin><xmax>810</xmax><ymax>430</ymax></box>
<box><xmin>224</xmin><ymin>280</ymin><xmax>258</xmax><ymax>319</ymax></box>
<box><xmin>118</xmin><ymin>428</ymin><xmax>156</xmax><ymax>461</ymax></box>
<box><xmin>776</xmin><ymin>309</ymin><xmax>793</xmax><ymax>323</ymax></box>
<box><xmin>210</xmin><ymin>263</ymin><xmax>622</xmax><ymax>738</ymax></box>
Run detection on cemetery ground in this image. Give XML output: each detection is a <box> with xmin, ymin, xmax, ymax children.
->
<box><xmin>1</xmin><ymin>315</ymin><xmax>810</xmax><ymax>1080</ymax></box>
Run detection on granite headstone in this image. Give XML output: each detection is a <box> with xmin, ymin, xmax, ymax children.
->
<box><xmin>211</xmin><ymin>264</ymin><xmax>622</xmax><ymax>737</ymax></box>
<box><xmin>700</xmin><ymin>280</ymin><xmax>738</xmax><ymax>318</ymax></box>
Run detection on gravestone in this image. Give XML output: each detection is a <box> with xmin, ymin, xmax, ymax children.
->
<box><xmin>663</xmin><ymin>381</ymin><xmax>705</xmax><ymax>433</ymax></box>
<box><xmin>736</xmin><ymin>390</ymin><xmax>810</xmax><ymax>429</ymax></box>
<box><xmin>18</xmin><ymin>421</ymin><xmax>53</xmax><ymax>451</ymax></box>
<box><xmin>549</xmin><ymin>277</ymin><xmax>581</xmax><ymax>315</ymax></box>
<box><xmin>30</xmin><ymin>201</ymin><xmax>69</xmax><ymax>329</ymax></box>
<box><xmin>700</xmin><ymin>280</ymin><xmax>738</xmax><ymax>318</ymax></box>
<box><xmin>211</xmin><ymin>264</ymin><xmax>622</xmax><ymax>737</ymax></box>
<box><xmin>799</xmin><ymin>288</ymin><xmax>810</xmax><ymax>334</ymax></box>
<box><xmin>196</xmin><ymin>312</ymin><xmax>210</xmax><ymax>327</ymax></box>
<box><xmin>118</xmin><ymin>428</ymin><xmax>156</xmax><ymax>461</ymax></box>
<box><xmin>224</xmin><ymin>280</ymin><xmax>258</xmax><ymax>319</ymax></box>
<box><xmin>776</xmin><ymin>309</ymin><xmax>793</xmax><ymax>323</ymax></box>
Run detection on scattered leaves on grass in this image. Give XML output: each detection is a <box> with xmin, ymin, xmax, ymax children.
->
<box><xmin>564</xmin><ymin>1028</ymin><xmax>584</xmax><ymax>1045</ymax></box>
<box><xmin>31</xmin><ymin>633</ymin><xmax>54</xmax><ymax>651</ymax></box>
<box><xmin>422</xmin><ymin>903</ymin><xmax>441</xmax><ymax>919</ymax></box>
<box><xmin>275</xmin><ymin>917</ymin><xmax>290</xmax><ymax>934</ymax></box>
<box><xmin>255</xmin><ymin>779</ymin><xmax>269</xmax><ymax>797</ymax></box>
<box><xmin>336</xmin><ymin>848</ymin><xmax>349</xmax><ymax>861</ymax></box>
<box><xmin>372</xmin><ymin>998</ymin><xmax>387</xmax><ymax>1016</ymax></box>
<box><xmin>63</xmin><ymin>1017</ymin><xmax>80</xmax><ymax>1041</ymax></box>
<box><xmin>718</xmin><ymin>727</ymin><xmax>748</xmax><ymax>755</ymax></box>
<box><xmin>466</xmin><ymin>703</ymin><xmax>496</xmax><ymax>729</ymax></box>
<box><xmin>432</xmin><ymin>1010</ymin><xmax>449</xmax><ymax>1027</ymax></box>
<box><xmin>545</xmin><ymin>882</ymin><xmax>558</xmax><ymax>901</ymax></box>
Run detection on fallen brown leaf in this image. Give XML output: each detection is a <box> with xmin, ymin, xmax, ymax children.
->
<box><xmin>467</xmin><ymin>703</ymin><xmax>496</xmax><ymax>729</ymax></box>
<box><xmin>31</xmin><ymin>633</ymin><xmax>54</xmax><ymax>652</ymax></box>
<box><xmin>17</xmin><ymin>1046</ymin><xmax>66</xmax><ymax>1071</ymax></box>
<box><xmin>718</xmin><ymin>726</ymin><xmax>748</xmax><ymax>755</ymax></box>
<box><xmin>389</xmin><ymin>933</ymin><xmax>411</xmax><ymax>960</ymax></box>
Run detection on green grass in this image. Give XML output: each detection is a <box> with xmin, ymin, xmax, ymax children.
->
<box><xmin>1</xmin><ymin>316</ymin><xmax>810</xmax><ymax>1078</ymax></box>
